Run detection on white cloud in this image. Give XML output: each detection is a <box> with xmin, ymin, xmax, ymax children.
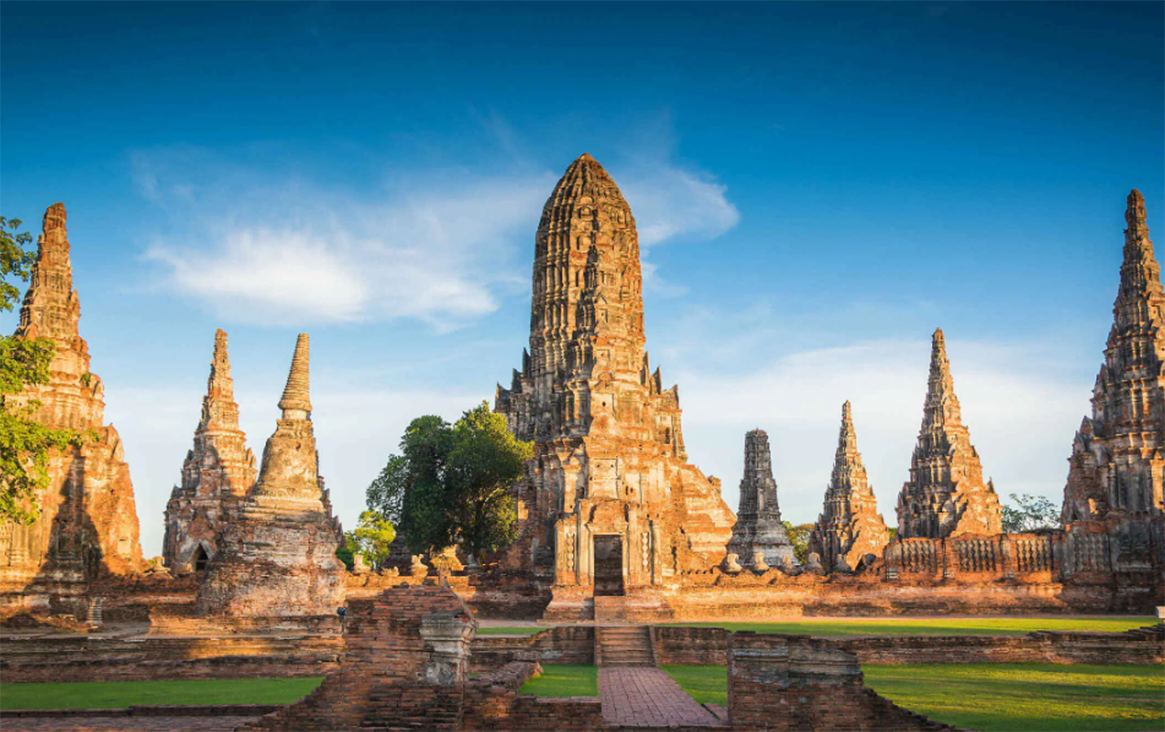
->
<box><xmin>673</xmin><ymin>336</ymin><xmax>1093</xmax><ymax>527</ymax></box>
<box><xmin>135</xmin><ymin>144</ymin><xmax>742</xmax><ymax>326</ymax></box>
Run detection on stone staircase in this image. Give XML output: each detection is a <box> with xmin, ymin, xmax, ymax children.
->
<box><xmin>595</xmin><ymin>626</ymin><xmax>656</xmax><ymax>667</ymax></box>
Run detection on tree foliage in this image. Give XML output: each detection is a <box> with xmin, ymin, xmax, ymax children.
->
<box><xmin>0</xmin><ymin>216</ymin><xmax>89</xmax><ymax>524</ymax></box>
<box><xmin>1002</xmin><ymin>492</ymin><xmax>1060</xmax><ymax>533</ymax></box>
<box><xmin>346</xmin><ymin>509</ymin><xmax>396</xmax><ymax>567</ymax></box>
<box><xmin>366</xmin><ymin>402</ymin><xmax>532</xmax><ymax>561</ymax></box>
<box><xmin>781</xmin><ymin>520</ymin><xmax>815</xmax><ymax>564</ymax></box>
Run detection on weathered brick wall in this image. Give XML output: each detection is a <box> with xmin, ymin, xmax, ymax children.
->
<box><xmin>652</xmin><ymin>625</ymin><xmax>730</xmax><ymax>665</ymax></box>
<box><xmin>727</xmin><ymin>633</ymin><xmax>958</xmax><ymax>731</ymax></box>
<box><xmin>463</xmin><ymin>661</ymin><xmax>604</xmax><ymax>731</ymax></box>
<box><xmin>471</xmin><ymin>626</ymin><xmax>594</xmax><ymax>671</ymax></box>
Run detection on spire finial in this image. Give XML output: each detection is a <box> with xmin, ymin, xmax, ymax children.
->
<box><xmin>278</xmin><ymin>333</ymin><xmax>311</xmax><ymax>418</ymax></box>
<box><xmin>1126</xmin><ymin>189</ymin><xmax>1147</xmax><ymax>230</ymax></box>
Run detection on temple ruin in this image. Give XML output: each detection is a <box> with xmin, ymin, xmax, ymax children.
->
<box><xmin>194</xmin><ymin>333</ymin><xmax>345</xmax><ymax>618</ymax></box>
<box><xmin>896</xmin><ymin>328</ymin><xmax>1003</xmax><ymax>538</ymax></box>
<box><xmin>0</xmin><ymin>204</ymin><xmax>143</xmax><ymax>618</ymax></box>
<box><xmin>808</xmin><ymin>402</ymin><xmax>889</xmax><ymax>571</ymax></box>
<box><xmin>1061</xmin><ymin>189</ymin><xmax>1165</xmax><ymax>572</ymax></box>
<box><xmin>495</xmin><ymin>153</ymin><xmax>737</xmax><ymax>620</ymax></box>
<box><xmin>162</xmin><ymin>329</ymin><xmax>257</xmax><ymax>572</ymax></box>
<box><xmin>726</xmin><ymin>429</ymin><xmax>796</xmax><ymax>569</ymax></box>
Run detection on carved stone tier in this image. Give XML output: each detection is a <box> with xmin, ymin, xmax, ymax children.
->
<box><xmin>495</xmin><ymin>154</ymin><xmax>736</xmax><ymax>616</ymax></box>
<box><xmin>896</xmin><ymin>329</ymin><xmax>1003</xmax><ymax>539</ymax></box>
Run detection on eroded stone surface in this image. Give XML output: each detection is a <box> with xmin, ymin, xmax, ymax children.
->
<box><xmin>808</xmin><ymin>402</ymin><xmax>889</xmax><ymax>571</ymax></box>
<box><xmin>0</xmin><ymin>204</ymin><xmax>144</xmax><ymax>617</ymax></box>
<box><xmin>162</xmin><ymin>330</ymin><xmax>257</xmax><ymax>572</ymax></box>
<box><xmin>896</xmin><ymin>329</ymin><xmax>1003</xmax><ymax>538</ymax></box>
<box><xmin>494</xmin><ymin>154</ymin><xmax>736</xmax><ymax>615</ymax></box>
<box><xmin>727</xmin><ymin>429</ymin><xmax>795</xmax><ymax>568</ymax></box>
<box><xmin>194</xmin><ymin>334</ymin><xmax>344</xmax><ymax>618</ymax></box>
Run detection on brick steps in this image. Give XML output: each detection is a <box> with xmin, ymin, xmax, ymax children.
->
<box><xmin>596</xmin><ymin>626</ymin><xmax>656</xmax><ymax>667</ymax></box>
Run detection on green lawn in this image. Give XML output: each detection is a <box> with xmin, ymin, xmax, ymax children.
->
<box><xmin>0</xmin><ymin>677</ymin><xmax>325</xmax><ymax>710</ymax></box>
<box><xmin>662</xmin><ymin>664</ymin><xmax>1165</xmax><ymax>732</ymax></box>
<box><xmin>662</xmin><ymin>664</ymin><xmax>727</xmax><ymax>706</ymax></box>
<box><xmin>671</xmin><ymin>616</ymin><xmax>1153</xmax><ymax>637</ymax></box>
<box><xmin>517</xmin><ymin>664</ymin><xmax>598</xmax><ymax>697</ymax></box>
<box><xmin>476</xmin><ymin>626</ymin><xmax>543</xmax><ymax>635</ymax></box>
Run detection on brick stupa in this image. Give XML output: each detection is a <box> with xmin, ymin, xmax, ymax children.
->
<box><xmin>726</xmin><ymin>429</ymin><xmax>796</xmax><ymax>568</ymax></box>
<box><xmin>162</xmin><ymin>329</ymin><xmax>257</xmax><ymax>572</ymax></box>
<box><xmin>194</xmin><ymin>334</ymin><xmax>344</xmax><ymax>618</ymax></box>
<box><xmin>1062</xmin><ymin>190</ymin><xmax>1165</xmax><ymax>569</ymax></box>
<box><xmin>896</xmin><ymin>329</ymin><xmax>1002</xmax><ymax>538</ymax></box>
<box><xmin>0</xmin><ymin>204</ymin><xmax>144</xmax><ymax>616</ymax></box>
<box><xmin>495</xmin><ymin>154</ymin><xmax>736</xmax><ymax>619</ymax></box>
<box><xmin>808</xmin><ymin>402</ymin><xmax>889</xmax><ymax>570</ymax></box>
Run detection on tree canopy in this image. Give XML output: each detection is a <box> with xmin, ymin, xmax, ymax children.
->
<box><xmin>0</xmin><ymin>216</ymin><xmax>88</xmax><ymax>525</ymax></box>
<box><xmin>1001</xmin><ymin>492</ymin><xmax>1060</xmax><ymax>533</ymax></box>
<box><xmin>366</xmin><ymin>402</ymin><xmax>532</xmax><ymax>561</ymax></box>
<box><xmin>346</xmin><ymin>509</ymin><xmax>396</xmax><ymax>568</ymax></box>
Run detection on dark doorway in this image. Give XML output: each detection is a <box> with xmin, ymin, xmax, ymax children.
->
<box><xmin>193</xmin><ymin>545</ymin><xmax>210</xmax><ymax>572</ymax></box>
<box><xmin>593</xmin><ymin>535</ymin><xmax>624</xmax><ymax>596</ymax></box>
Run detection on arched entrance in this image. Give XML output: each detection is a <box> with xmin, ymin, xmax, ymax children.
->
<box><xmin>193</xmin><ymin>544</ymin><xmax>210</xmax><ymax>572</ymax></box>
<box><xmin>593</xmin><ymin>535</ymin><xmax>624</xmax><ymax>596</ymax></box>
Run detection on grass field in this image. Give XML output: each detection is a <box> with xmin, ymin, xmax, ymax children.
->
<box><xmin>517</xmin><ymin>664</ymin><xmax>598</xmax><ymax>697</ymax></box>
<box><xmin>669</xmin><ymin>616</ymin><xmax>1153</xmax><ymax>637</ymax></box>
<box><xmin>661</xmin><ymin>663</ymin><xmax>1165</xmax><ymax>732</ymax></box>
<box><xmin>0</xmin><ymin>677</ymin><xmax>325</xmax><ymax>710</ymax></box>
<box><xmin>476</xmin><ymin>626</ymin><xmax>543</xmax><ymax>635</ymax></box>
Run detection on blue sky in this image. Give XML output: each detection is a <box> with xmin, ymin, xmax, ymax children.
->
<box><xmin>3</xmin><ymin>2</ymin><xmax>1162</xmax><ymax>556</ymax></box>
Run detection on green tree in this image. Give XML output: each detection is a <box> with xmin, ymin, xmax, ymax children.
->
<box><xmin>1002</xmin><ymin>493</ymin><xmax>1060</xmax><ymax>533</ymax></box>
<box><xmin>781</xmin><ymin>521</ymin><xmax>816</xmax><ymax>564</ymax></box>
<box><xmin>367</xmin><ymin>402</ymin><xmax>532</xmax><ymax>562</ymax></box>
<box><xmin>0</xmin><ymin>216</ymin><xmax>89</xmax><ymax>524</ymax></box>
<box><xmin>335</xmin><ymin>544</ymin><xmax>355</xmax><ymax>572</ymax></box>
<box><xmin>348</xmin><ymin>510</ymin><xmax>396</xmax><ymax>568</ymax></box>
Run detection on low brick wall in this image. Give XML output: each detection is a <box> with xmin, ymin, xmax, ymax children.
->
<box><xmin>471</xmin><ymin>627</ymin><xmax>594</xmax><ymax>671</ymax></box>
<box><xmin>0</xmin><ymin>705</ymin><xmax>282</xmax><ymax>718</ymax></box>
<box><xmin>650</xmin><ymin>624</ymin><xmax>1163</xmax><ymax>667</ymax></box>
<box><xmin>464</xmin><ymin>661</ymin><xmax>603</xmax><ymax>731</ymax></box>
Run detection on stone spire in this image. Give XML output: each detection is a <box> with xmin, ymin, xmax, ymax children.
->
<box><xmin>494</xmin><ymin>155</ymin><xmax>736</xmax><ymax>611</ymax></box>
<box><xmin>1062</xmin><ymin>190</ymin><xmax>1165</xmax><ymax>527</ymax></box>
<box><xmin>278</xmin><ymin>333</ymin><xmax>312</xmax><ymax>418</ymax></box>
<box><xmin>1</xmin><ymin>203</ymin><xmax>143</xmax><ymax>609</ymax></box>
<box><xmin>162</xmin><ymin>329</ymin><xmax>258</xmax><ymax>569</ymax></box>
<box><xmin>195</xmin><ymin>332</ymin><xmax>344</xmax><ymax>618</ymax></box>
<box><xmin>15</xmin><ymin>203</ymin><xmax>81</xmax><ymax>346</ymax></box>
<box><xmin>896</xmin><ymin>329</ymin><xmax>1002</xmax><ymax>538</ymax></box>
<box><xmin>727</xmin><ymin>429</ymin><xmax>795</xmax><ymax>568</ymax></box>
<box><xmin>808</xmin><ymin>402</ymin><xmax>889</xmax><ymax>571</ymax></box>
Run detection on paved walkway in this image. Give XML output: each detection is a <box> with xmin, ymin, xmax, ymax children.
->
<box><xmin>598</xmin><ymin>667</ymin><xmax>724</xmax><ymax>728</ymax></box>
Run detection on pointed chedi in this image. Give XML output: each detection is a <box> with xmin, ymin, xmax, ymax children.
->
<box><xmin>195</xmin><ymin>333</ymin><xmax>345</xmax><ymax>619</ymax></box>
<box><xmin>0</xmin><ymin>203</ymin><xmax>144</xmax><ymax>617</ymax></box>
<box><xmin>1062</xmin><ymin>191</ymin><xmax>1165</xmax><ymax>569</ymax></box>
<box><xmin>162</xmin><ymin>329</ymin><xmax>257</xmax><ymax>571</ymax></box>
<box><xmin>808</xmin><ymin>402</ymin><xmax>889</xmax><ymax>571</ymax></box>
<box><xmin>727</xmin><ymin>429</ymin><xmax>796</xmax><ymax>568</ymax></box>
<box><xmin>896</xmin><ymin>329</ymin><xmax>1002</xmax><ymax>538</ymax></box>
<box><xmin>495</xmin><ymin>154</ymin><xmax>736</xmax><ymax>620</ymax></box>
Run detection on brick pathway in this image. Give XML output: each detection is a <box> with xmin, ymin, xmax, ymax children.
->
<box><xmin>0</xmin><ymin>716</ymin><xmax>263</xmax><ymax>731</ymax></box>
<box><xmin>598</xmin><ymin>667</ymin><xmax>723</xmax><ymax>728</ymax></box>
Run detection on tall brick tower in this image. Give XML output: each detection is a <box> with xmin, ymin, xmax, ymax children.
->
<box><xmin>496</xmin><ymin>154</ymin><xmax>736</xmax><ymax>619</ymax></box>
<box><xmin>808</xmin><ymin>402</ymin><xmax>889</xmax><ymax>570</ymax></box>
<box><xmin>896</xmin><ymin>329</ymin><xmax>1002</xmax><ymax>538</ymax></box>
<box><xmin>0</xmin><ymin>204</ymin><xmax>144</xmax><ymax>616</ymax></box>
<box><xmin>162</xmin><ymin>329</ymin><xmax>257</xmax><ymax>571</ymax></box>
<box><xmin>1062</xmin><ymin>190</ymin><xmax>1165</xmax><ymax>572</ymax></box>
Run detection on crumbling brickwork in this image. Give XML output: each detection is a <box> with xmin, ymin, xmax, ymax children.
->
<box><xmin>727</xmin><ymin>429</ymin><xmax>796</xmax><ymax>569</ymax></box>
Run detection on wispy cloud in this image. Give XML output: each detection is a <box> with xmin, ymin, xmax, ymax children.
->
<box><xmin>135</xmin><ymin>141</ymin><xmax>741</xmax><ymax>327</ymax></box>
